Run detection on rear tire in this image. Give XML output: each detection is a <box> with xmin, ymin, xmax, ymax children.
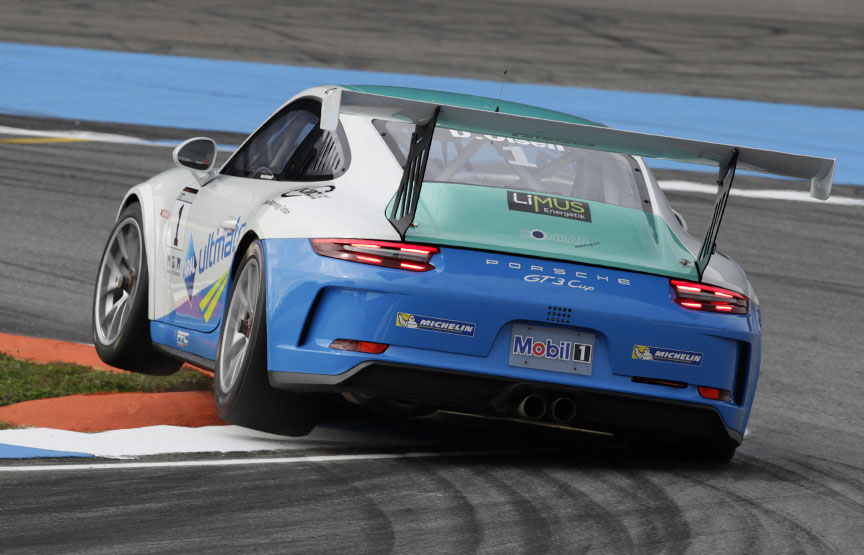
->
<box><xmin>92</xmin><ymin>203</ymin><xmax>182</xmax><ymax>375</ymax></box>
<box><xmin>214</xmin><ymin>240</ymin><xmax>318</xmax><ymax>436</ymax></box>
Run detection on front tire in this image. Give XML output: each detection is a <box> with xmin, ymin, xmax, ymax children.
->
<box><xmin>214</xmin><ymin>240</ymin><xmax>318</xmax><ymax>436</ymax></box>
<box><xmin>92</xmin><ymin>203</ymin><xmax>181</xmax><ymax>375</ymax></box>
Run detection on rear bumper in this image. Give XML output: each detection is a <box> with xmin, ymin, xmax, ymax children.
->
<box><xmin>263</xmin><ymin>239</ymin><xmax>761</xmax><ymax>438</ymax></box>
<box><xmin>271</xmin><ymin>361</ymin><xmax>742</xmax><ymax>444</ymax></box>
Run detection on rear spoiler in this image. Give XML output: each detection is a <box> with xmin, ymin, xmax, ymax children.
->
<box><xmin>321</xmin><ymin>87</ymin><xmax>836</xmax><ymax>277</ymax></box>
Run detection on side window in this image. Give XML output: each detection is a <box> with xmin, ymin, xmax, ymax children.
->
<box><xmin>222</xmin><ymin>99</ymin><xmax>350</xmax><ymax>181</ymax></box>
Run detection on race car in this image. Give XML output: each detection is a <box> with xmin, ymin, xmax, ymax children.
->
<box><xmin>92</xmin><ymin>85</ymin><xmax>835</xmax><ymax>461</ymax></box>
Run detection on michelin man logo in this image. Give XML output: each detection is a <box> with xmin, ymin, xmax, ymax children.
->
<box><xmin>396</xmin><ymin>312</ymin><xmax>419</xmax><ymax>328</ymax></box>
<box><xmin>633</xmin><ymin>345</ymin><xmax>654</xmax><ymax>360</ymax></box>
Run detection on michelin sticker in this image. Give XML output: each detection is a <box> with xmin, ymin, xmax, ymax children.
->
<box><xmin>632</xmin><ymin>345</ymin><xmax>703</xmax><ymax>366</ymax></box>
<box><xmin>396</xmin><ymin>312</ymin><xmax>475</xmax><ymax>337</ymax></box>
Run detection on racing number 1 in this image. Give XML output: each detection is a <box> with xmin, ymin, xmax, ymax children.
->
<box><xmin>502</xmin><ymin>145</ymin><xmax>538</xmax><ymax>168</ymax></box>
<box><xmin>167</xmin><ymin>188</ymin><xmax>197</xmax><ymax>251</ymax></box>
<box><xmin>573</xmin><ymin>343</ymin><xmax>592</xmax><ymax>364</ymax></box>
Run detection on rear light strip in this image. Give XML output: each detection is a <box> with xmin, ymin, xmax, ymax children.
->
<box><xmin>329</xmin><ymin>339</ymin><xmax>389</xmax><ymax>354</ymax></box>
<box><xmin>670</xmin><ymin>279</ymin><xmax>749</xmax><ymax>314</ymax></box>
<box><xmin>311</xmin><ymin>239</ymin><xmax>439</xmax><ymax>272</ymax></box>
<box><xmin>633</xmin><ymin>377</ymin><xmax>733</xmax><ymax>402</ymax></box>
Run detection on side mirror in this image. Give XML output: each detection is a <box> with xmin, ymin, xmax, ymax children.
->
<box><xmin>173</xmin><ymin>137</ymin><xmax>217</xmax><ymax>185</ymax></box>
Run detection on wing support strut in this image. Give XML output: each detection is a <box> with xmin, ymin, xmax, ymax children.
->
<box><xmin>388</xmin><ymin>106</ymin><xmax>441</xmax><ymax>239</ymax></box>
<box><xmin>696</xmin><ymin>148</ymin><xmax>739</xmax><ymax>279</ymax></box>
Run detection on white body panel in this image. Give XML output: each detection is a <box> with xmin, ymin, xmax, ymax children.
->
<box><xmin>122</xmin><ymin>110</ymin><xmax>405</xmax><ymax>322</ymax></box>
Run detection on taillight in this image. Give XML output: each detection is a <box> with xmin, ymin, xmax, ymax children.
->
<box><xmin>698</xmin><ymin>386</ymin><xmax>732</xmax><ymax>402</ymax></box>
<box><xmin>310</xmin><ymin>239</ymin><xmax>439</xmax><ymax>271</ymax></box>
<box><xmin>329</xmin><ymin>339</ymin><xmax>388</xmax><ymax>354</ymax></box>
<box><xmin>670</xmin><ymin>279</ymin><xmax>749</xmax><ymax>314</ymax></box>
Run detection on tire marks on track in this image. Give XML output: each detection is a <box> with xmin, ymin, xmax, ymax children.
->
<box><xmin>673</xmin><ymin>457</ymin><xmax>842</xmax><ymax>554</ymax></box>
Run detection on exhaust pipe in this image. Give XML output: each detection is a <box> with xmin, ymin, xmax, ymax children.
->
<box><xmin>516</xmin><ymin>395</ymin><xmax>547</xmax><ymax>420</ymax></box>
<box><xmin>551</xmin><ymin>397</ymin><xmax>577</xmax><ymax>422</ymax></box>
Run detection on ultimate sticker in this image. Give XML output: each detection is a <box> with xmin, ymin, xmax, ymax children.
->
<box><xmin>507</xmin><ymin>191</ymin><xmax>591</xmax><ymax>222</ymax></box>
<box><xmin>632</xmin><ymin>345</ymin><xmax>703</xmax><ymax>366</ymax></box>
<box><xmin>396</xmin><ymin>312</ymin><xmax>475</xmax><ymax>337</ymax></box>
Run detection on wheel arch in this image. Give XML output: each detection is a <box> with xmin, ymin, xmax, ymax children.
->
<box><xmin>117</xmin><ymin>186</ymin><xmax>160</xmax><ymax>319</ymax></box>
<box><xmin>230</xmin><ymin>229</ymin><xmax>261</xmax><ymax>279</ymax></box>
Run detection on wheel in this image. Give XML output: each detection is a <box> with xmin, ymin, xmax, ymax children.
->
<box><xmin>93</xmin><ymin>203</ymin><xmax>182</xmax><ymax>375</ymax></box>
<box><xmin>214</xmin><ymin>240</ymin><xmax>318</xmax><ymax>436</ymax></box>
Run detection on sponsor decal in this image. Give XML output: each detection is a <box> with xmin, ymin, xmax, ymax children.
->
<box><xmin>512</xmin><ymin>334</ymin><xmax>592</xmax><ymax>364</ymax></box>
<box><xmin>166</xmin><ymin>254</ymin><xmax>182</xmax><ymax>278</ymax></box>
<box><xmin>182</xmin><ymin>218</ymin><xmax>246</xmax><ymax>307</ymax></box>
<box><xmin>632</xmin><ymin>345</ymin><xmax>703</xmax><ymax>366</ymax></box>
<box><xmin>507</xmin><ymin>191</ymin><xmax>592</xmax><ymax>222</ymax></box>
<box><xmin>177</xmin><ymin>187</ymin><xmax>198</xmax><ymax>203</ymax></box>
<box><xmin>521</xmin><ymin>229</ymin><xmax>598</xmax><ymax>248</ymax></box>
<box><xmin>396</xmin><ymin>312</ymin><xmax>475</xmax><ymax>337</ymax></box>
<box><xmin>281</xmin><ymin>185</ymin><xmax>335</xmax><ymax>199</ymax></box>
<box><xmin>263</xmin><ymin>200</ymin><xmax>291</xmax><ymax>215</ymax></box>
<box><xmin>198</xmin><ymin>270</ymin><xmax>229</xmax><ymax>323</ymax></box>
<box><xmin>176</xmin><ymin>330</ymin><xmax>189</xmax><ymax>348</ymax></box>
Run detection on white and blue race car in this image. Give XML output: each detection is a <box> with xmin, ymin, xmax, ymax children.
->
<box><xmin>92</xmin><ymin>86</ymin><xmax>835</xmax><ymax>461</ymax></box>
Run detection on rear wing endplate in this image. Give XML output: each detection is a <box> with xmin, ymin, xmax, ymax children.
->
<box><xmin>321</xmin><ymin>87</ymin><xmax>836</xmax><ymax>277</ymax></box>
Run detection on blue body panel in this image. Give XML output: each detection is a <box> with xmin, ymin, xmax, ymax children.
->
<box><xmin>260</xmin><ymin>239</ymin><xmax>762</xmax><ymax>435</ymax></box>
<box><xmin>150</xmin><ymin>238</ymin><xmax>761</xmax><ymax>434</ymax></box>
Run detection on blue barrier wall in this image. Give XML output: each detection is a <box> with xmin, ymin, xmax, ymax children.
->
<box><xmin>2</xmin><ymin>42</ymin><xmax>860</xmax><ymax>185</ymax></box>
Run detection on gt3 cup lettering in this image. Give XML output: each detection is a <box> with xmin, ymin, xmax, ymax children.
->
<box><xmin>524</xmin><ymin>275</ymin><xmax>596</xmax><ymax>291</ymax></box>
<box><xmin>488</xmin><ymin>259</ymin><xmax>631</xmax><ymax>287</ymax></box>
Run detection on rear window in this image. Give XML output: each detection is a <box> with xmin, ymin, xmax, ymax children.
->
<box><xmin>375</xmin><ymin>120</ymin><xmax>649</xmax><ymax>211</ymax></box>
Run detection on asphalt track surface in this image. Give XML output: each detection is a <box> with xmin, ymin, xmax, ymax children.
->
<box><xmin>1</xmin><ymin>2</ymin><xmax>864</xmax><ymax>553</ymax></box>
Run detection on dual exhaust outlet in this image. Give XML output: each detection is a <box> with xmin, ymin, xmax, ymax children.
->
<box><xmin>516</xmin><ymin>394</ymin><xmax>578</xmax><ymax>423</ymax></box>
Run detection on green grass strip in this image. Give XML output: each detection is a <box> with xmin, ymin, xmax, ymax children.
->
<box><xmin>0</xmin><ymin>352</ymin><xmax>212</xmax><ymax>408</ymax></box>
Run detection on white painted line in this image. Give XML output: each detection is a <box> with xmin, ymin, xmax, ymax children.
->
<box><xmin>659</xmin><ymin>180</ymin><xmax>864</xmax><ymax>206</ymax></box>
<box><xmin>0</xmin><ymin>125</ymin><xmax>236</xmax><ymax>151</ymax></box>
<box><xmin>0</xmin><ymin>424</ymin><xmax>430</xmax><ymax>459</ymax></box>
<box><xmin>0</xmin><ymin>450</ymin><xmax>511</xmax><ymax>473</ymax></box>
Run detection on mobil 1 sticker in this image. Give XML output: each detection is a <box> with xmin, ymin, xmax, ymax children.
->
<box><xmin>509</xmin><ymin>323</ymin><xmax>594</xmax><ymax>376</ymax></box>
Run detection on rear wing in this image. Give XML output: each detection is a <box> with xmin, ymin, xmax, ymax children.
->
<box><xmin>320</xmin><ymin>87</ymin><xmax>836</xmax><ymax>277</ymax></box>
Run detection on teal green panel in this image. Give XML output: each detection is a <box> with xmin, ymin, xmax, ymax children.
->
<box><xmin>343</xmin><ymin>85</ymin><xmax>602</xmax><ymax>127</ymax></box>
<box><xmin>401</xmin><ymin>182</ymin><xmax>698</xmax><ymax>280</ymax></box>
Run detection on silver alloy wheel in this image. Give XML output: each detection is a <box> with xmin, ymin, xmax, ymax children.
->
<box><xmin>218</xmin><ymin>257</ymin><xmax>260</xmax><ymax>394</ymax></box>
<box><xmin>94</xmin><ymin>217</ymin><xmax>143</xmax><ymax>345</ymax></box>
